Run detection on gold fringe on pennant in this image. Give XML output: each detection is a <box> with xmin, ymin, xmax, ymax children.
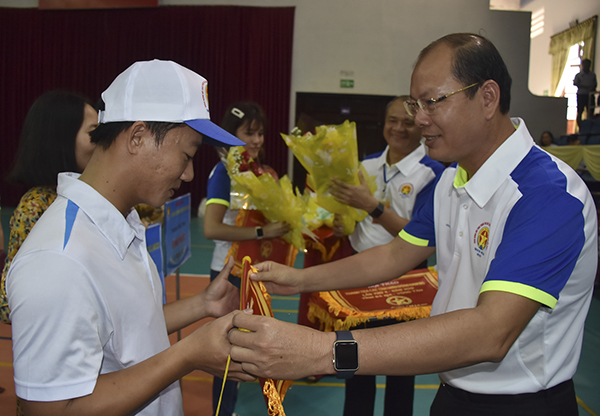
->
<box><xmin>307</xmin><ymin>296</ymin><xmax>432</xmax><ymax>332</ymax></box>
<box><xmin>263</xmin><ymin>379</ymin><xmax>287</xmax><ymax>416</ymax></box>
<box><xmin>241</xmin><ymin>256</ymin><xmax>293</xmax><ymax>415</ymax></box>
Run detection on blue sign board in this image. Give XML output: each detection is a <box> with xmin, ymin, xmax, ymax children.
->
<box><xmin>164</xmin><ymin>193</ymin><xmax>192</xmax><ymax>276</ymax></box>
<box><xmin>145</xmin><ymin>221</ymin><xmax>166</xmax><ymax>304</ymax></box>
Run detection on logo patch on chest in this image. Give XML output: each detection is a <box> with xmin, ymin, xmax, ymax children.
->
<box><xmin>474</xmin><ymin>222</ymin><xmax>491</xmax><ymax>257</ymax></box>
<box><xmin>398</xmin><ymin>183</ymin><xmax>413</xmax><ymax>198</ymax></box>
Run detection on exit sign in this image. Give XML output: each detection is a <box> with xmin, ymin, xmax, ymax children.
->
<box><xmin>340</xmin><ymin>79</ymin><xmax>354</xmax><ymax>88</ymax></box>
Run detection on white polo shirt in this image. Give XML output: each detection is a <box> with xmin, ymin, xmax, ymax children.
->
<box><xmin>349</xmin><ymin>143</ymin><xmax>444</xmax><ymax>252</ymax></box>
<box><xmin>401</xmin><ymin>118</ymin><xmax>597</xmax><ymax>394</ymax></box>
<box><xmin>7</xmin><ymin>173</ymin><xmax>183</xmax><ymax>415</ymax></box>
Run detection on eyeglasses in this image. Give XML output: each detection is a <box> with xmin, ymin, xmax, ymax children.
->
<box><xmin>403</xmin><ymin>82</ymin><xmax>479</xmax><ymax>117</ymax></box>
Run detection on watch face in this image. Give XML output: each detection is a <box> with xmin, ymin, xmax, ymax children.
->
<box><xmin>335</xmin><ymin>341</ymin><xmax>359</xmax><ymax>371</ymax></box>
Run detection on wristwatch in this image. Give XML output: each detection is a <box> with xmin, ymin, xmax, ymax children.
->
<box><xmin>369</xmin><ymin>202</ymin><xmax>385</xmax><ymax>219</ymax></box>
<box><xmin>333</xmin><ymin>331</ymin><xmax>359</xmax><ymax>379</ymax></box>
<box><xmin>255</xmin><ymin>226</ymin><xmax>264</xmax><ymax>240</ymax></box>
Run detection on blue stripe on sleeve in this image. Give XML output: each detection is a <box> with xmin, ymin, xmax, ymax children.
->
<box><xmin>362</xmin><ymin>150</ymin><xmax>384</xmax><ymax>161</ymax></box>
<box><xmin>63</xmin><ymin>200</ymin><xmax>80</xmax><ymax>249</ymax></box>
<box><xmin>206</xmin><ymin>162</ymin><xmax>232</xmax><ymax>203</ymax></box>
<box><xmin>484</xmin><ymin>148</ymin><xmax>586</xmax><ymax>301</ymax></box>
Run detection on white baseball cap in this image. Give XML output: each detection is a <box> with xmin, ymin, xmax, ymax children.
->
<box><xmin>98</xmin><ymin>59</ymin><xmax>245</xmax><ymax>147</ymax></box>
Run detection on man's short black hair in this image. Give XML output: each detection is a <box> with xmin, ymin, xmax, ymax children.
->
<box><xmin>91</xmin><ymin>98</ymin><xmax>186</xmax><ymax>149</ymax></box>
<box><xmin>90</xmin><ymin>121</ymin><xmax>186</xmax><ymax>150</ymax></box>
<box><xmin>418</xmin><ymin>33</ymin><xmax>512</xmax><ymax>114</ymax></box>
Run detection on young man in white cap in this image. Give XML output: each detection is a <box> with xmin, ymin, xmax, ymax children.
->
<box><xmin>7</xmin><ymin>60</ymin><xmax>250</xmax><ymax>416</ymax></box>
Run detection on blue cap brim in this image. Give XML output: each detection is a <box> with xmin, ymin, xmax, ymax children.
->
<box><xmin>185</xmin><ymin>119</ymin><xmax>245</xmax><ymax>147</ymax></box>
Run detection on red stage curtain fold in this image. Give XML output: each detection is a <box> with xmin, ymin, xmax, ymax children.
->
<box><xmin>0</xmin><ymin>6</ymin><xmax>294</xmax><ymax>212</ymax></box>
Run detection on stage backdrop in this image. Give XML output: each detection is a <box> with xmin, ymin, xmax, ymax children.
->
<box><xmin>0</xmin><ymin>6</ymin><xmax>294</xmax><ymax>212</ymax></box>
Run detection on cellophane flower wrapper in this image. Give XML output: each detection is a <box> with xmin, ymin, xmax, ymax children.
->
<box><xmin>301</xmin><ymin>187</ymin><xmax>357</xmax><ymax>236</ymax></box>
<box><xmin>226</xmin><ymin>146</ymin><xmax>307</xmax><ymax>251</ymax></box>
<box><xmin>301</xmin><ymin>189</ymin><xmax>335</xmax><ymax>231</ymax></box>
<box><xmin>281</xmin><ymin>121</ymin><xmax>376</xmax><ymax>235</ymax></box>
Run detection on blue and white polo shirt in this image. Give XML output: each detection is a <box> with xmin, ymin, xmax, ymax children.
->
<box><xmin>400</xmin><ymin>118</ymin><xmax>597</xmax><ymax>394</ymax></box>
<box><xmin>350</xmin><ymin>143</ymin><xmax>444</xmax><ymax>252</ymax></box>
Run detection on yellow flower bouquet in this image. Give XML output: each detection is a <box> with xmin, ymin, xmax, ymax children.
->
<box><xmin>225</xmin><ymin>146</ymin><xmax>307</xmax><ymax>251</ymax></box>
<box><xmin>281</xmin><ymin>120</ymin><xmax>375</xmax><ymax>235</ymax></box>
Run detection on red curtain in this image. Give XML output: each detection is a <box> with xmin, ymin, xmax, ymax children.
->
<box><xmin>0</xmin><ymin>6</ymin><xmax>294</xmax><ymax>212</ymax></box>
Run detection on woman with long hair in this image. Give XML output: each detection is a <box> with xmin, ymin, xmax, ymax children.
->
<box><xmin>1</xmin><ymin>90</ymin><xmax>98</xmax><ymax>324</ymax></box>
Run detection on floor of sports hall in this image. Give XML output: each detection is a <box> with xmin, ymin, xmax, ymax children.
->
<box><xmin>0</xmin><ymin>210</ymin><xmax>599</xmax><ymax>416</ymax></box>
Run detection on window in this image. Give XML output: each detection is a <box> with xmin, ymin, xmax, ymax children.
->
<box><xmin>531</xmin><ymin>8</ymin><xmax>544</xmax><ymax>39</ymax></box>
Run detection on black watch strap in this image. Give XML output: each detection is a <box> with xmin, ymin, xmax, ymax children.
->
<box><xmin>333</xmin><ymin>330</ymin><xmax>359</xmax><ymax>379</ymax></box>
<box><xmin>336</xmin><ymin>330</ymin><xmax>353</xmax><ymax>342</ymax></box>
<box><xmin>369</xmin><ymin>202</ymin><xmax>385</xmax><ymax>219</ymax></box>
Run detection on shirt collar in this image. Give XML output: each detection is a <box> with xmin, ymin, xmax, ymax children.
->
<box><xmin>57</xmin><ymin>172</ymin><xmax>146</xmax><ymax>259</ymax></box>
<box><xmin>382</xmin><ymin>143</ymin><xmax>427</xmax><ymax>175</ymax></box>
<box><xmin>454</xmin><ymin>118</ymin><xmax>533</xmax><ymax>208</ymax></box>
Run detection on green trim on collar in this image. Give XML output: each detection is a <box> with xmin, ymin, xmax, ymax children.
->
<box><xmin>454</xmin><ymin>166</ymin><xmax>470</xmax><ymax>188</ymax></box>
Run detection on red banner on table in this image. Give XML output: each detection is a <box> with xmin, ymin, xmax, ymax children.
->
<box><xmin>240</xmin><ymin>257</ymin><xmax>292</xmax><ymax>416</ymax></box>
<box><xmin>308</xmin><ymin>268</ymin><xmax>438</xmax><ymax>331</ymax></box>
<box><xmin>39</xmin><ymin>0</ymin><xmax>157</xmax><ymax>9</ymax></box>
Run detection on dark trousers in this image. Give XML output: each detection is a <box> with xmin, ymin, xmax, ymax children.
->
<box><xmin>577</xmin><ymin>93</ymin><xmax>594</xmax><ymax>123</ymax></box>
<box><xmin>344</xmin><ymin>374</ymin><xmax>415</xmax><ymax>416</ymax></box>
<box><xmin>210</xmin><ymin>269</ymin><xmax>241</xmax><ymax>416</ymax></box>
<box><xmin>212</xmin><ymin>378</ymin><xmax>238</xmax><ymax>416</ymax></box>
<box><xmin>430</xmin><ymin>379</ymin><xmax>578</xmax><ymax>416</ymax></box>
<box><xmin>343</xmin><ymin>259</ymin><xmax>426</xmax><ymax>416</ymax></box>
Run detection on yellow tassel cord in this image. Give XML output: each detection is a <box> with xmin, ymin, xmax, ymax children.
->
<box><xmin>237</xmin><ymin>257</ymin><xmax>293</xmax><ymax>415</ymax></box>
<box><xmin>215</xmin><ymin>355</ymin><xmax>232</xmax><ymax>416</ymax></box>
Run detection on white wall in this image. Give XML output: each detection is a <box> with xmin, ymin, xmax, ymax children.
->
<box><xmin>1</xmin><ymin>0</ymin><xmax>572</xmax><ymax>143</ymax></box>
<box><xmin>522</xmin><ymin>0</ymin><xmax>600</xmax><ymax>97</ymax></box>
<box><xmin>158</xmin><ymin>0</ymin><xmax>566</xmax><ymax>141</ymax></box>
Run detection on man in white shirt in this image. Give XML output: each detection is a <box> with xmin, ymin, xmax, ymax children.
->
<box><xmin>7</xmin><ymin>60</ymin><xmax>251</xmax><ymax>416</ymax></box>
<box><xmin>229</xmin><ymin>34</ymin><xmax>597</xmax><ymax>416</ymax></box>
<box><xmin>329</xmin><ymin>96</ymin><xmax>444</xmax><ymax>416</ymax></box>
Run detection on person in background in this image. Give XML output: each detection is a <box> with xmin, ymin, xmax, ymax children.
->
<box><xmin>229</xmin><ymin>33</ymin><xmax>597</xmax><ymax>416</ymax></box>
<box><xmin>1</xmin><ymin>90</ymin><xmax>98</xmax><ymax>327</ymax></box>
<box><xmin>203</xmin><ymin>101</ymin><xmax>289</xmax><ymax>416</ymax></box>
<box><xmin>7</xmin><ymin>59</ymin><xmax>251</xmax><ymax>416</ymax></box>
<box><xmin>328</xmin><ymin>96</ymin><xmax>445</xmax><ymax>416</ymax></box>
<box><xmin>539</xmin><ymin>130</ymin><xmax>556</xmax><ymax>147</ymax></box>
<box><xmin>574</xmin><ymin>58</ymin><xmax>597</xmax><ymax>126</ymax></box>
<box><xmin>567</xmin><ymin>134</ymin><xmax>581</xmax><ymax>146</ymax></box>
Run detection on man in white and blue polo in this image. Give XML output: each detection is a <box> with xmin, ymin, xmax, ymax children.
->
<box><xmin>229</xmin><ymin>33</ymin><xmax>598</xmax><ymax>416</ymax></box>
